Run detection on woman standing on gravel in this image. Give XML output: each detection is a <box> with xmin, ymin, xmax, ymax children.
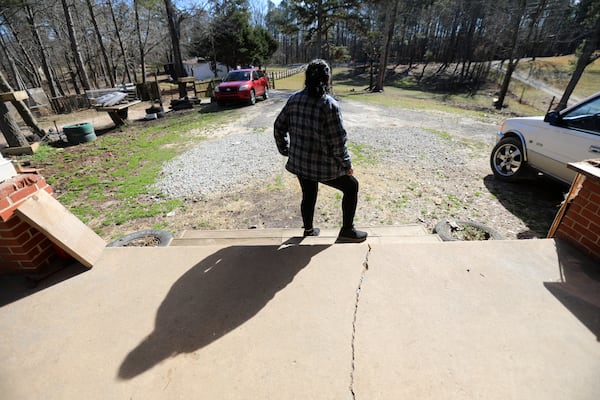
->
<box><xmin>274</xmin><ymin>59</ymin><xmax>367</xmax><ymax>243</ymax></box>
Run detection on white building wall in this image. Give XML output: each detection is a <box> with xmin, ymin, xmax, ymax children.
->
<box><xmin>184</xmin><ymin>62</ymin><xmax>228</xmax><ymax>80</ymax></box>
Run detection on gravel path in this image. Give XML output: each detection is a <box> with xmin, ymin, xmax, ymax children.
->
<box><xmin>155</xmin><ymin>130</ymin><xmax>283</xmax><ymax>199</ymax></box>
<box><xmin>153</xmin><ymin>90</ymin><xmax>566</xmax><ymax>239</ymax></box>
<box><xmin>155</xmin><ymin>92</ymin><xmax>492</xmax><ymax>199</ymax></box>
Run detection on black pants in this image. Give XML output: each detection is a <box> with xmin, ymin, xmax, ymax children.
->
<box><xmin>298</xmin><ymin>175</ymin><xmax>358</xmax><ymax>230</ymax></box>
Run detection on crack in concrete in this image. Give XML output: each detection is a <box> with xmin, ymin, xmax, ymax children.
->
<box><xmin>350</xmin><ymin>244</ymin><xmax>371</xmax><ymax>400</ymax></box>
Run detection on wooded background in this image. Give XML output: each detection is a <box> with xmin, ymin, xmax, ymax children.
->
<box><xmin>1</xmin><ymin>0</ymin><xmax>598</xmax><ymax>112</ymax></box>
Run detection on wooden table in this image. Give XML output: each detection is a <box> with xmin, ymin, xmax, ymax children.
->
<box><xmin>95</xmin><ymin>100</ymin><xmax>141</xmax><ymax>126</ymax></box>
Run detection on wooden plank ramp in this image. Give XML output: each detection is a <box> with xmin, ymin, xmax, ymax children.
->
<box><xmin>15</xmin><ymin>190</ymin><xmax>106</xmax><ymax>268</ymax></box>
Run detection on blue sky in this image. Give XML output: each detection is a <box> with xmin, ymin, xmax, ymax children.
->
<box><xmin>175</xmin><ymin>0</ymin><xmax>281</xmax><ymax>7</ymax></box>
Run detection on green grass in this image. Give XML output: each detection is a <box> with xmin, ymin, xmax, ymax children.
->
<box><xmin>339</xmin><ymin>81</ymin><xmax>541</xmax><ymax>117</ymax></box>
<box><xmin>423</xmin><ymin>128</ymin><xmax>453</xmax><ymax>141</ymax></box>
<box><xmin>271</xmin><ymin>71</ymin><xmax>305</xmax><ymax>91</ymax></box>
<box><xmin>516</xmin><ymin>55</ymin><xmax>600</xmax><ymax>99</ymax></box>
<box><xmin>394</xmin><ymin>194</ymin><xmax>408</xmax><ymax>209</ymax></box>
<box><xmin>29</xmin><ymin>110</ymin><xmax>225</xmax><ymax>234</ymax></box>
<box><xmin>348</xmin><ymin>142</ymin><xmax>379</xmax><ymax>165</ymax></box>
<box><xmin>446</xmin><ymin>194</ymin><xmax>462</xmax><ymax>210</ymax></box>
<box><xmin>272</xmin><ymin>57</ymin><xmax>597</xmax><ymax>117</ymax></box>
<box><xmin>271</xmin><ymin>62</ymin><xmax>558</xmax><ymax>117</ymax></box>
<box><xmin>267</xmin><ymin>175</ymin><xmax>285</xmax><ymax>191</ymax></box>
<box><xmin>332</xmin><ymin>57</ymin><xmax>600</xmax><ymax>117</ymax></box>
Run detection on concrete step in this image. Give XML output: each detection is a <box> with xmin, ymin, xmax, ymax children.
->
<box><xmin>170</xmin><ymin>225</ymin><xmax>441</xmax><ymax>246</ymax></box>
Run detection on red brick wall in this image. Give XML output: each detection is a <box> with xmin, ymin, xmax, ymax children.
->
<box><xmin>555</xmin><ymin>176</ymin><xmax>600</xmax><ymax>261</ymax></box>
<box><xmin>0</xmin><ymin>174</ymin><xmax>57</xmax><ymax>273</ymax></box>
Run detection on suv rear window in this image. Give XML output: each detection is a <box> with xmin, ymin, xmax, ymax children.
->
<box><xmin>225</xmin><ymin>71</ymin><xmax>250</xmax><ymax>82</ymax></box>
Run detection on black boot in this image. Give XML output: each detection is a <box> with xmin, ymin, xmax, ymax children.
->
<box><xmin>338</xmin><ymin>227</ymin><xmax>367</xmax><ymax>243</ymax></box>
<box><xmin>303</xmin><ymin>227</ymin><xmax>320</xmax><ymax>237</ymax></box>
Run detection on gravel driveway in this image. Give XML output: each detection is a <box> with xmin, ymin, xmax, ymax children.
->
<box><xmin>154</xmin><ymin>90</ymin><xmax>567</xmax><ymax>240</ymax></box>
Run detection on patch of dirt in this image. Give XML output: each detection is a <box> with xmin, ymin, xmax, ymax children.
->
<box><xmin>178</xmin><ymin>156</ymin><xmax>564</xmax><ymax>241</ymax></box>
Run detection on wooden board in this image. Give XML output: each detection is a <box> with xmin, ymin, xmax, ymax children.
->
<box><xmin>1</xmin><ymin>142</ymin><xmax>40</xmax><ymax>156</ymax></box>
<box><xmin>15</xmin><ymin>190</ymin><xmax>106</xmax><ymax>268</ymax></box>
<box><xmin>0</xmin><ymin>90</ymin><xmax>28</xmax><ymax>102</ymax></box>
<box><xmin>568</xmin><ymin>159</ymin><xmax>600</xmax><ymax>179</ymax></box>
<box><xmin>177</xmin><ymin>77</ymin><xmax>196</xmax><ymax>83</ymax></box>
<box><xmin>95</xmin><ymin>99</ymin><xmax>140</xmax><ymax>112</ymax></box>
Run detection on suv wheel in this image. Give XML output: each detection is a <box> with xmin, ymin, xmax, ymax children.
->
<box><xmin>490</xmin><ymin>137</ymin><xmax>526</xmax><ymax>182</ymax></box>
<box><xmin>248</xmin><ymin>89</ymin><xmax>256</xmax><ymax>105</ymax></box>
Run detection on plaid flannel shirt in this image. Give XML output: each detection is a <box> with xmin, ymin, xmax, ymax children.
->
<box><xmin>274</xmin><ymin>89</ymin><xmax>352</xmax><ymax>181</ymax></box>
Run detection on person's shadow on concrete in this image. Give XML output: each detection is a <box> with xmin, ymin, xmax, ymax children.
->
<box><xmin>118</xmin><ymin>241</ymin><xmax>329</xmax><ymax>379</ymax></box>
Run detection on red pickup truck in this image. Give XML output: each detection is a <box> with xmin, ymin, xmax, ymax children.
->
<box><xmin>213</xmin><ymin>68</ymin><xmax>269</xmax><ymax>106</ymax></box>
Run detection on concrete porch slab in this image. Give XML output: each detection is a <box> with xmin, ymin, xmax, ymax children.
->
<box><xmin>0</xmin><ymin>243</ymin><xmax>370</xmax><ymax>399</ymax></box>
<box><xmin>355</xmin><ymin>239</ymin><xmax>600</xmax><ymax>399</ymax></box>
<box><xmin>0</xmin><ymin>237</ymin><xmax>598</xmax><ymax>399</ymax></box>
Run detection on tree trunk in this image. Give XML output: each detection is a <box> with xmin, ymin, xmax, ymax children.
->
<box><xmin>557</xmin><ymin>15</ymin><xmax>600</xmax><ymax>111</ymax></box>
<box><xmin>374</xmin><ymin>0</ymin><xmax>399</xmax><ymax>91</ymax></box>
<box><xmin>164</xmin><ymin>0</ymin><xmax>187</xmax><ymax>98</ymax></box>
<box><xmin>134</xmin><ymin>0</ymin><xmax>147</xmax><ymax>84</ymax></box>
<box><xmin>61</xmin><ymin>0</ymin><xmax>91</xmax><ymax>91</ymax></box>
<box><xmin>1</xmin><ymin>16</ymin><xmax>42</xmax><ymax>88</ymax></box>
<box><xmin>65</xmin><ymin>56</ymin><xmax>81</xmax><ymax>95</ymax></box>
<box><xmin>0</xmin><ymin>36</ymin><xmax>21</xmax><ymax>90</ymax></box>
<box><xmin>26</xmin><ymin>5</ymin><xmax>60</xmax><ymax>99</ymax></box>
<box><xmin>316</xmin><ymin>0</ymin><xmax>323</xmax><ymax>59</ymax></box>
<box><xmin>107</xmin><ymin>0</ymin><xmax>133</xmax><ymax>84</ymax></box>
<box><xmin>86</xmin><ymin>0</ymin><xmax>115</xmax><ymax>87</ymax></box>
<box><xmin>0</xmin><ymin>102</ymin><xmax>29</xmax><ymax>148</ymax></box>
<box><xmin>494</xmin><ymin>4</ymin><xmax>524</xmax><ymax>110</ymax></box>
<box><xmin>495</xmin><ymin>58</ymin><xmax>519</xmax><ymax>109</ymax></box>
<box><xmin>0</xmin><ymin>70</ymin><xmax>44</xmax><ymax>138</ymax></box>
<box><xmin>495</xmin><ymin>0</ymin><xmax>546</xmax><ymax>110</ymax></box>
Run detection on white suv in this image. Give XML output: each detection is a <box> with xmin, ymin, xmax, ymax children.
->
<box><xmin>490</xmin><ymin>92</ymin><xmax>600</xmax><ymax>185</ymax></box>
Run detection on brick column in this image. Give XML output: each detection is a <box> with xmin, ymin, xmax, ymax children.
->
<box><xmin>0</xmin><ymin>173</ymin><xmax>57</xmax><ymax>274</ymax></box>
<box><xmin>549</xmin><ymin>160</ymin><xmax>600</xmax><ymax>263</ymax></box>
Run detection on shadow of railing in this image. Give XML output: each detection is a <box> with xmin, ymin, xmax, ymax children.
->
<box><xmin>545</xmin><ymin>239</ymin><xmax>600</xmax><ymax>341</ymax></box>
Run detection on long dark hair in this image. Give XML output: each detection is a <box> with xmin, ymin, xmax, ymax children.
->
<box><xmin>305</xmin><ymin>59</ymin><xmax>331</xmax><ymax>98</ymax></box>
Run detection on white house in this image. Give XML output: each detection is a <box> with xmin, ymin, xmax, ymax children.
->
<box><xmin>183</xmin><ymin>58</ymin><xmax>228</xmax><ymax>80</ymax></box>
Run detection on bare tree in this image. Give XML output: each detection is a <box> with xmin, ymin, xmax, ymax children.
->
<box><xmin>374</xmin><ymin>0</ymin><xmax>399</xmax><ymax>91</ymax></box>
<box><xmin>0</xmin><ymin>69</ymin><xmax>44</xmax><ymax>137</ymax></box>
<box><xmin>86</xmin><ymin>0</ymin><xmax>116</xmax><ymax>87</ymax></box>
<box><xmin>494</xmin><ymin>0</ymin><xmax>548</xmax><ymax>110</ymax></box>
<box><xmin>134</xmin><ymin>0</ymin><xmax>147</xmax><ymax>84</ymax></box>
<box><xmin>25</xmin><ymin>4</ymin><xmax>61</xmax><ymax>99</ymax></box>
<box><xmin>61</xmin><ymin>0</ymin><xmax>91</xmax><ymax>91</ymax></box>
<box><xmin>557</xmin><ymin>10</ymin><xmax>600</xmax><ymax>110</ymax></box>
<box><xmin>107</xmin><ymin>0</ymin><xmax>134</xmax><ymax>83</ymax></box>
<box><xmin>0</xmin><ymin>14</ymin><xmax>42</xmax><ymax>88</ymax></box>
<box><xmin>0</xmin><ymin>70</ymin><xmax>29</xmax><ymax>147</ymax></box>
<box><xmin>164</xmin><ymin>0</ymin><xmax>187</xmax><ymax>97</ymax></box>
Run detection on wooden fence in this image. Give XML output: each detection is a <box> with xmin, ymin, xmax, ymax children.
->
<box><xmin>268</xmin><ymin>65</ymin><xmax>306</xmax><ymax>89</ymax></box>
<box><xmin>48</xmin><ymin>94</ymin><xmax>90</xmax><ymax>114</ymax></box>
<box><xmin>38</xmin><ymin>66</ymin><xmax>308</xmax><ymax>114</ymax></box>
<box><xmin>193</xmin><ymin>79</ymin><xmax>220</xmax><ymax>98</ymax></box>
